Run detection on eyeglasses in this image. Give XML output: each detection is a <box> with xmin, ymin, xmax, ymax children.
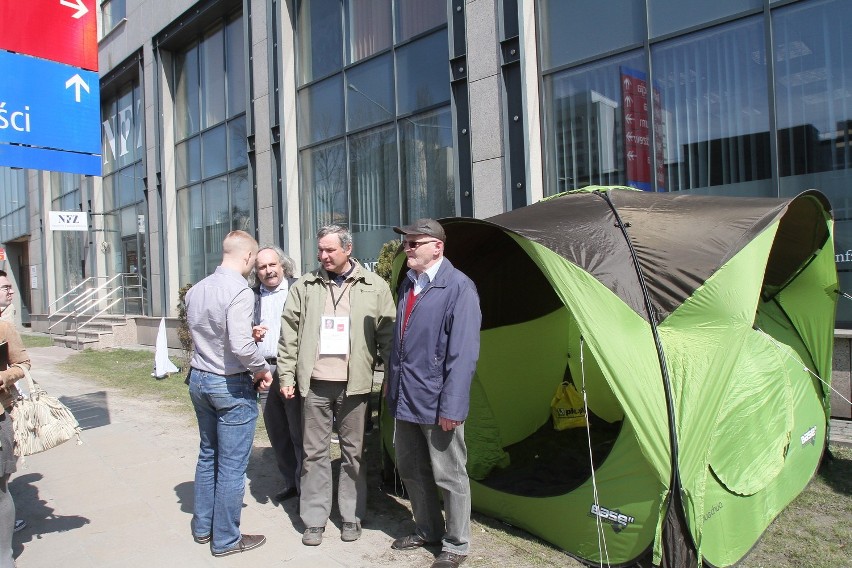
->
<box><xmin>402</xmin><ymin>240</ymin><xmax>437</xmax><ymax>250</ymax></box>
<box><xmin>0</xmin><ymin>286</ymin><xmax>11</xmax><ymax>292</ymax></box>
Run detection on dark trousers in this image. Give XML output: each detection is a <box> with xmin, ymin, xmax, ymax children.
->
<box><xmin>261</xmin><ymin>372</ymin><xmax>303</xmax><ymax>493</ymax></box>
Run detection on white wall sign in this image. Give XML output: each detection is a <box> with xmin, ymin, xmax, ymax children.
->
<box><xmin>49</xmin><ymin>211</ymin><xmax>89</xmax><ymax>232</ymax></box>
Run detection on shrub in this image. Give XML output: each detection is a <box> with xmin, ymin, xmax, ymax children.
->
<box><xmin>375</xmin><ymin>239</ymin><xmax>401</xmax><ymax>285</ymax></box>
<box><xmin>177</xmin><ymin>283</ymin><xmax>193</xmax><ymax>362</ymax></box>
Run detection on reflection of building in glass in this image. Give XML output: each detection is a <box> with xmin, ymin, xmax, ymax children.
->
<box><xmin>553</xmin><ymin>91</ymin><xmax>622</xmax><ymax>192</ymax></box>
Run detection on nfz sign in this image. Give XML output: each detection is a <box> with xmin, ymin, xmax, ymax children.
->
<box><xmin>49</xmin><ymin>211</ymin><xmax>89</xmax><ymax>232</ymax></box>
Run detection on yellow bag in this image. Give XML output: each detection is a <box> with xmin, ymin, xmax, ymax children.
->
<box><xmin>550</xmin><ymin>381</ymin><xmax>587</xmax><ymax>430</ymax></box>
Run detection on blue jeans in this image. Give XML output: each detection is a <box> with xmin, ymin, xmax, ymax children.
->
<box><xmin>188</xmin><ymin>368</ymin><xmax>258</xmax><ymax>553</ymax></box>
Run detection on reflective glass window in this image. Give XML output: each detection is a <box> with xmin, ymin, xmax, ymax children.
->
<box><xmin>228</xmin><ymin>116</ymin><xmax>248</xmax><ymax>169</ymax></box>
<box><xmin>201</xmin><ymin>27</ymin><xmax>227</xmax><ymax>129</ymax></box>
<box><xmin>300</xmin><ymin>140</ymin><xmax>348</xmax><ymax>252</ymax></box>
<box><xmin>652</xmin><ymin>18</ymin><xmax>771</xmax><ymax>194</ymax></box>
<box><xmin>542</xmin><ymin>52</ymin><xmax>646</xmax><ymax>195</ymax></box>
<box><xmin>649</xmin><ymin>0</ymin><xmax>761</xmax><ymax>38</ymax></box>
<box><xmin>226</xmin><ymin>19</ymin><xmax>247</xmax><ymax>117</ymax></box>
<box><xmin>396</xmin><ymin>31</ymin><xmax>450</xmax><ymax>115</ymax></box>
<box><xmin>400</xmin><ymin>106</ymin><xmax>455</xmax><ymax>222</ymax></box>
<box><xmin>349</xmin><ymin>124</ymin><xmax>399</xmax><ymax>258</ymax></box>
<box><xmin>346</xmin><ymin>54</ymin><xmax>394</xmax><ymax>131</ymax></box>
<box><xmin>396</xmin><ymin>0</ymin><xmax>447</xmax><ymax>43</ymax></box>
<box><xmin>347</xmin><ymin>0</ymin><xmax>392</xmax><ymax>64</ymax></box>
<box><xmin>297</xmin><ymin>0</ymin><xmax>343</xmax><ymax>85</ymax></box>
<box><xmin>230</xmin><ymin>170</ymin><xmax>254</xmax><ymax>233</ymax></box>
<box><xmin>299</xmin><ymin>75</ymin><xmax>345</xmax><ymax>145</ymax></box>
<box><xmin>175</xmin><ymin>45</ymin><xmax>200</xmax><ymax>140</ymax></box>
<box><xmin>202</xmin><ymin>124</ymin><xmax>228</xmax><ymax>179</ymax></box>
<box><xmin>537</xmin><ymin>0</ymin><xmax>645</xmax><ymax>72</ymax></box>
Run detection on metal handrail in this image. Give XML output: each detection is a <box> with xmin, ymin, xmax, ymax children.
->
<box><xmin>74</xmin><ymin>296</ymin><xmax>125</xmax><ymax>350</ymax></box>
<box><xmin>48</xmin><ymin>276</ymin><xmax>99</xmax><ymax>315</ymax></box>
<box><xmin>48</xmin><ymin>273</ymin><xmax>127</xmax><ymax>332</ymax></box>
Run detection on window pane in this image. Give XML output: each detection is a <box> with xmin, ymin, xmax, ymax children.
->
<box><xmin>101</xmin><ymin>99</ymin><xmax>117</xmax><ymax>175</ymax></box>
<box><xmin>396</xmin><ymin>0</ymin><xmax>447</xmax><ymax>43</ymax></box>
<box><xmin>297</xmin><ymin>0</ymin><xmax>343</xmax><ymax>85</ymax></box>
<box><xmin>117</xmin><ymin>165</ymin><xmax>136</xmax><ymax>207</ymax></box>
<box><xmin>537</xmin><ymin>0</ymin><xmax>645</xmax><ymax>71</ymax></box>
<box><xmin>349</xmin><ymin>124</ymin><xmax>399</xmax><ymax>258</ymax></box>
<box><xmin>175</xmin><ymin>137</ymin><xmax>201</xmax><ymax>188</ymax></box>
<box><xmin>202</xmin><ymin>124</ymin><xmax>228</xmax><ymax>179</ymax></box>
<box><xmin>226</xmin><ymin>18</ymin><xmax>247</xmax><ymax>117</ymax></box>
<box><xmin>652</xmin><ymin>18</ymin><xmax>771</xmax><ymax>194</ymax></box>
<box><xmin>396</xmin><ymin>31</ymin><xmax>450</xmax><ymax>115</ymax></box>
<box><xmin>543</xmin><ymin>52</ymin><xmax>646</xmax><ymax>195</ymax></box>
<box><xmin>346</xmin><ymin>54</ymin><xmax>394</xmax><ymax>131</ymax></box>
<box><xmin>298</xmin><ymin>74</ymin><xmax>344</xmax><ymax>146</ymax></box>
<box><xmin>175</xmin><ymin>46</ymin><xmax>200</xmax><ymax>140</ymax></box>
<box><xmin>400</xmin><ymin>106</ymin><xmax>455</xmax><ymax>221</ymax></box>
<box><xmin>177</xmin><ymin>186</ymin><xmax>205</xmax><ymax>284</ymax></box>
<box><xmin>773</xmin><ymin>0</ymin><xmax>852</xmax><ymax>324</ymax></box>
<box><xmin>300</xmin><ymin>140</ymin><xmax>347</xmax><ymax>268</ymax></box>
<box><xmin>228</xmin><ymin>116</ymin><xmax>248</xmax><ymax>169</ymax></box>
<box><xmin>230</xmin><ymin>169</ymin><xmax>253</xmax><ymax>233</ymax></box>
<box><xmin>649</xmin><ymin>0</ymin><xmax>761</xmax><ymax>39</ymax></box>
<box><xmin>201</xmin><ymin>26</ymin><xmax>227</xmax><ymax>128</ymax></box>
<box><xmin>116</xmin><ymin>87</ymin><xmax>136</xmax><ymax>168</ymax></box>
<box><xmin>204</xmin><ymin>177</ymin><xmax>229</xmax><ymax>275</ymax></box>
<box><xmin>347</xmin><ymin>0</ymin><xmax>392</xmax><ymax>63</ymax></box>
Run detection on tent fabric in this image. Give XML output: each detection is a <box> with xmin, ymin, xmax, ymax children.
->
<box><xmin>381</xmin><ymin>187</ymin><xmax>836</xmax><ymax>567</ymax></box>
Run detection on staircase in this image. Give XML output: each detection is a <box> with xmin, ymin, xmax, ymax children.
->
<box><xmin>47</xmin><ymin>274</ymin><xmax>145</xmax><ymax>350</ymax></box>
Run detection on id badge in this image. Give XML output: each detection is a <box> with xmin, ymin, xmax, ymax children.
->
<box><xmin>320</xmin><ymin>316</ymin><xmax>349</xmax><ymax>355</ymax></box>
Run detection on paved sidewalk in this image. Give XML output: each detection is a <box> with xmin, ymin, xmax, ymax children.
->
<box><xmin>9</xmin><ymin>346</ymin><xmax>408</xmax><ymax>568</ymax></box>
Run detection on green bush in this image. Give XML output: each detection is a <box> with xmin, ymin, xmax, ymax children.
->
<box><xmin>375</xmin><ymin>239</ymin><xmax>401</xmax><ymax>285</ymax></box>
<box><xmin>177</xmin><ymin>283</ymin><xmax>193</xmax><ymax>361</ymax></box>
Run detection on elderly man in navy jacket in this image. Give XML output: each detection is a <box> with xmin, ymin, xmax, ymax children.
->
<box><xmin>385</xmin><ymin>219</ymin><xmax>481</xmax><ymax>568</ymax></box>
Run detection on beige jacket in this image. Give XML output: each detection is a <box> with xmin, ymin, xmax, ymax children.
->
<box><xmin>0</xmin><ymin>321</ymin><xmax>31</xmax><ymax>411</ymax></box>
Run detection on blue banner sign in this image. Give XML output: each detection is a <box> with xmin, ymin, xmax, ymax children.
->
<box><xmin>0</xmin><ymin>50</ymin><xmax>100</xmax><ymax>173</ymax></box>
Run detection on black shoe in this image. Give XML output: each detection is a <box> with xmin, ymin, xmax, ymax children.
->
<box><xmin>431</xmin><ymin>551</ymin><xmax>467</xmax><ymax>568</ymax></box>
<box><xmin>211</xmin><ymin>534</ymin><xmax>266</xmax><ymax>557</ymax></box>
<box><xmin>274</xmin><ymin>487</ymin><xmax>298</xmax><ymax>502</ymax></box>
<box><xmin>392</xmin><ymin>534</ymin><xmax>436</xmax><ymax>550</ymax></box>
<box><xmin>193</xmin><ymin>533</ymin><xmax>212</xmax><ymax>544</ymax></box>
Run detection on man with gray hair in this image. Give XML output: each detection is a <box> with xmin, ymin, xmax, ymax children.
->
<box><xmin>278</xmin><ymin>225</ymin><xmax>395</xmax><ymax>546</ymax></box>
<box><xmin>250</xmin><ymin>246</ymin><xmax>302</xmax><ymax>503</ymax></box>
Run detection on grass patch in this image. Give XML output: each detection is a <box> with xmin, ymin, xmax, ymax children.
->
<box><xmin>21</xmin><ymin>334</ymin><xmax>54</xmax><ymax>348</ymax></box>
<box><xmin>57</xmin><ymin>348</ymin><xmax>190</xmax><ymax>410</ymax></box>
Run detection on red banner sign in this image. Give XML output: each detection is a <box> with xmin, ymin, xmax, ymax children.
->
<box><xmin>621</xmin><ymin>68</ymin><xmax>665</xmax><ymax>191</ymax></box>
<box><xmin>0</xmin><ymin>0</ymin><xmax>98</xmax><ymax>71</ymax></box>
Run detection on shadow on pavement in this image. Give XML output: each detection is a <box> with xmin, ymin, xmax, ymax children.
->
<box><xmin>10</xmin><ymin>472</ymin><xmax>91</xmax><ymax>558</ymax></box>
<box><xmin>60</xmin><ymin>391</ymin><xmax>111</xmax><ymax>431</ymax></box>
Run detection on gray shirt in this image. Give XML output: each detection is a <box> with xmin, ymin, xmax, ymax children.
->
<box><xmin>187</xmin><ymin>266</ymin><xmax>267</xmax><ymax>376</ymax></box>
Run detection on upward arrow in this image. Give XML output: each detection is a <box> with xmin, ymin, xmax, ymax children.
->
<box><xmin>60</xmin><ymin>0</ymin><xmax>89</xmax><ymax>19</ymax></box>
<box><xmin>66</xmin><ymin>74</ymin><xmax>90</xmax><ymax>102</ymax></box>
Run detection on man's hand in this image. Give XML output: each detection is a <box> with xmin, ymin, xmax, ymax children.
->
<box><xmin>253</xmin><ymin>369</ymin><xmax>273</xmax><ymax>392</ymax></box>
<box><xmin>252</xmin><ymin>325</ymin><xmax>268</xmax><ymax>342</ymax></box>
<box><xmin>281</xmin><ymin>384</ymin><xmax>296</xmax><ymax>399</ymax></box>
<box><xmin>438</xmin><ymin>417</ymin><xmax>463</xmax><ymax>432</ymax></box>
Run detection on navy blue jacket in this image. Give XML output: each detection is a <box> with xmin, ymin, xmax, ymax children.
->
<box><xmin>386</xmin><ymin>258</ymin><xmax>481</xmax><ymax>424</ymax></box>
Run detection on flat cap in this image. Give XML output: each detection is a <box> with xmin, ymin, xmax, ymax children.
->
<box><xmin>392</xmin><ymin>218</ymin><xmax>446</xmax><ymax>242</ymax></box>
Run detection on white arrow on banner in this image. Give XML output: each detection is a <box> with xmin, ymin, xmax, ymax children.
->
<box><xmin>59</xmin><ymin>0</ymin><xmax>89</xmax><ymax>19</ymax></box>
<box><xmin>65</xmin><ymin>74</ymin><xmax>90</xmax><ymax>102</ymax></box>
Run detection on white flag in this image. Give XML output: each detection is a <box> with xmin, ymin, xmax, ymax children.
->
<box><xmin>153</xmin><ymin>317</ymin><xmax>179</xmax><ymax>378</ymax></box>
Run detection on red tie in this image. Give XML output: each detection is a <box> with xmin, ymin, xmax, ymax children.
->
<box><xmin>402</xmin><ymin>287</ymin><xmax>417</xmax><ymax>337</ymax></box>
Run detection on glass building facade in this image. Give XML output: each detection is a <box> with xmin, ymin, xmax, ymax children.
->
<box><xmin>295</xmin><ymin>0</ymin><xmax>454</xmax><ymax>267</ymax></box>
<box><xmin>538</xmin><ymin>0</ymin><xmax>852</xmax><ymax>324</ymax></box>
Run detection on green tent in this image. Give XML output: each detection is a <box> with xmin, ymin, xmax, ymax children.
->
<box><xmin>381</xmin><ymin>186</ymin><xmax>837</xmax><ymax>567</ymax></box>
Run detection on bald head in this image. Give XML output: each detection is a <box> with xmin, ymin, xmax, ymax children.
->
<box><xmin>221</xmin><ymin>230</ymin><xmax>259</xmax><ymax>277</ymax></box>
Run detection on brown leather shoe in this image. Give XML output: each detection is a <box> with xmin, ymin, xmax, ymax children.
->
<box><xmin>193</xmin><ymin>533</ymin><xmax>211</xmax><ymax>544</ymax></box>
<box><xmin>392</xmin><ymin>534</ymin><xmax>437</xmax><ymax>550</ymax></box>
<box><xmin>431</xmin><ymin>551</ymin><xmax>467</xmax><ymax>568</ymax></box>
<box><xmin>211</xmin><ymin>534</ymin><xmax>266</xmax><ymax>557</ymax></box>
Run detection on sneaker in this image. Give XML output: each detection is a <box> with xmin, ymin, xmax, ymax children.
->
<box><xmin>302</xmin><ymin>526</ymin><xmax>324</xmax><ymax>546</ymax></box>
<box><xmin>341</xmin><ymin>521</ymin><xmax>361</xmax><ymax>542</ymax></box>
<box><xmin>13</xmin><ymin>519</ymin><xmax>26</xmax><ymax>533</ymax></box>
<box><xmin>211</xmin><ymin>534</ymin><xmax>266</xmax><ymax>557</ymax></box>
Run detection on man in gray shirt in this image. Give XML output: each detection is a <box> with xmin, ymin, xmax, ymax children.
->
<box><xmin>186</xmin><ymin>230</ymin><xmax>273</xmax><ymax>557</ymax></box>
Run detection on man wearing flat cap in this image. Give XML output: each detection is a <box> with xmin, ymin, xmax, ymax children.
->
<box><xmin>384</xmin><ymin>218</ymin><xmax>481</xmax><ymax>568</ymax></box>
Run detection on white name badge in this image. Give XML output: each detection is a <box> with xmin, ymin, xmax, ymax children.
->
<box><xmin>320</xmin><ymin>316</ymin><xmax>350</xmax><ymax>355</ymax></box>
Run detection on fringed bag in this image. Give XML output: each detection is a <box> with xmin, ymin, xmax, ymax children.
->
<box><xmin>9</xmin><ymin>364</ymin><xmax>82</xmax><ymax>457</ymax></box>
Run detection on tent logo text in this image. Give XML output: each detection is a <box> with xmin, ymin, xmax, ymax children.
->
<box><xmin>800</xmin><ymin>426</ymin><xmax>817</xmax><ymax>446</ymax></box>
<box><xmin>589</xmin><ymin>504</ymin><xmax>634</xmax><ymax>533</ymax></box>
<box><xmin>703</xmin><ymin>502</ymin><xmax>723</xmax><ymax>522</ymax></box>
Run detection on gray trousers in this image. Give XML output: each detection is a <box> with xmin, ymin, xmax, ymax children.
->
<box><xmin>261</xmin><ymin>372</ymin><xmax>303</xmax><ymax>493</ymax></box>
<box><xmin>300</xmin><ymin>380</ymin><xmax>367</xmax><ymax>528</ymax></box>
<box><xmin>394</xmin><ymin>419</ymin><xmax>471</xmax><ymax>555</ymax></box>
